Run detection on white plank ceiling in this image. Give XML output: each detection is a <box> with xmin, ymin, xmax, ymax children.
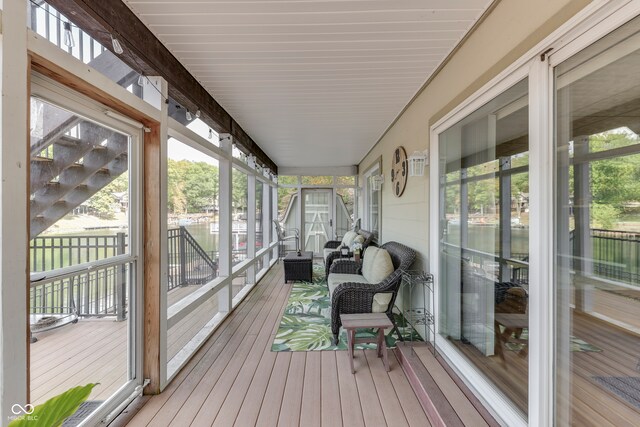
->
<box><xmin>124</xmin><ymin>0</ymin><xmax>493</xmax><ymax>168</ymax></box>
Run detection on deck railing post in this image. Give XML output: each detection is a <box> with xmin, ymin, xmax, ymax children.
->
<box><xmin>179</xmin><ymin>226</ymin><xmax>187</xmax><ymax>286</ymax></box>
<box><xmin>116</xmin><ymin>232</ymin><xmax>127</xmax><ymax>321</ymax></box>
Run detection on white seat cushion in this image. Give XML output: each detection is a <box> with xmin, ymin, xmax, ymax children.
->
<box><xmin>327</xmin><ymin>273</ymin><xmax>369</xmax><ymax>299</ymax></box>
<box><xmin>361</xmin><ymin>247</ymin><xmax>394</xmax><ymax>284</ymax></box>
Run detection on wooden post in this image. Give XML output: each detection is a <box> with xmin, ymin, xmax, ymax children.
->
<box><xmin>1</xmin><ymin>0</ymin><xmax>30</xmax><ymax>420</ymax></box>
<box><xmin>143</xmin><ymin>76</ymin><xmax>168</xmax><ymax>394</ymax></box>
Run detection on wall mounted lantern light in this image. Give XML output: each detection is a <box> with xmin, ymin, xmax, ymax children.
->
<box><xmin>408</xmin><ymin>150</ymin><xmax>429</xmax><ymax>177</ymax></box>
<box><xmin>371</xmin><ymin>174</ymin><xmax>384</xmax><ymax>191</ymax></box>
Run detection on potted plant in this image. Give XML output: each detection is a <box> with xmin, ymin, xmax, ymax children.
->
<box><xmin>9</xmin><ymin>383</ymin><xmax>96</xmax><ymax>427</ymax></box>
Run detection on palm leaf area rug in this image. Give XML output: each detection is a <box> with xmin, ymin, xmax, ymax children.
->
<box><xmin>272</xmin><ymin>263</ymin><xmax>420</xmax><ymax>352</ymax></box>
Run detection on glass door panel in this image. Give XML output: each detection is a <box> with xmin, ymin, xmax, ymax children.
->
<box><xmin>29</xmin><ymin>85</ymin><xmax>139</xmax><ymax>424</ymax></box>
<box><xmin>438</xmin><ymin>78</ymin><xmax>529</xmax><ymax>416</ymax></box>
<box><xmin>554</xmin><ymin>16</ymin><xmax>640</xmax><ymax>425</ymax></box>
<box><xmin>302</xmin><ymin>189</ymin><xmax>333</xmax><ymax>256</ymax></box>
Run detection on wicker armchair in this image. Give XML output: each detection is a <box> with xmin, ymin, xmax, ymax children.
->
<box><xmin>324</xmin><ymin>229</ymin><xmax>374</xmax><ymax>278</ymax></box>
<box><xmin>328</xmin><ymin>241</ymin><xmax>416</xmax><ymax>344</ymax></box>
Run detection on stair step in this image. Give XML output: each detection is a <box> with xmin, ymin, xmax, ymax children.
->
<box><xmin>32</xmin><ymin>156</ymin><xmax>53</xmax><ymax>163</ymax></box>
<box><xmin>54</xmin><ymin>135</ymin><xmax>82</xmax><ymax>147</ymax></box>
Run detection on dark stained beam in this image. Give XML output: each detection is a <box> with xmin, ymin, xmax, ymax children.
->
<box><xmin>46</xmin><ymin>0</ymin><xmax>277</xmax><ymax>173</ymax></box>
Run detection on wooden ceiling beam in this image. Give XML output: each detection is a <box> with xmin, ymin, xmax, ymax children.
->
<box><xmin>45</xmin><ymin>0</ymin><xmax>277</xmax><ymax>173</ymax></box>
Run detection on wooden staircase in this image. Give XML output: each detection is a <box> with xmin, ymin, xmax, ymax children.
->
<box><xmin>29</xmin><ymin>50</ymin><xmax>138</xmax><ymax>238</ymax></box>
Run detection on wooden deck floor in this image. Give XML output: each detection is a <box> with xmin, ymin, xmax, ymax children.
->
<box><xmin>30</xmin><ymin>281</ymin><xmax>244</xmax><ymax>405</ymax></box>
<box><xmin>122</xmin><ymin>264</ymin><xmax>430</xmax><ymax>427</ymax></box>
<box><xmin>452</xmin><ymin>301</ymin><xmax>640</xmax><ymax>425</ymax></box>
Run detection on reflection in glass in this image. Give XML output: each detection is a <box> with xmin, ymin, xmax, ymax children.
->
<box><xmin>438</xmin><ymin>79</ymin><xmax>529</xmax><ymax>416</ymax></box>
<box><xmin>555</xmin><ymin>17</ymin><xmax>640</xmax><ymax>425</ymax></box>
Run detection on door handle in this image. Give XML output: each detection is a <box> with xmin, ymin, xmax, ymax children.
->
<box><xmin>329</xmin><ymin>219</ymin><xmax>333</xmax><ymax>227</ymax></box>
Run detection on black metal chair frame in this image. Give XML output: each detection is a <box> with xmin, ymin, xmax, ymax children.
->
<box><xmin>273</xmin><ymin>220</ymin><xmax>299</xmax><ymax>260</ymax></box>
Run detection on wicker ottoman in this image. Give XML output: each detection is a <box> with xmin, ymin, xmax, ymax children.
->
<box><xmin>284</xmin><ymin>251</ymin><xmax>313</xmax><ymax>283</ymax></box>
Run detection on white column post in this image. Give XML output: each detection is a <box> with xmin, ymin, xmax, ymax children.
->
<box><xmin>142</xmin><ymin>76</ymin><xmax>168</xmax><ymax>389</ymax></box>
<box><xmin>529</xmin><ymin>58</ymin><xmax>555</xmax><ymax>427</ymax></box>
<box><xmin>218</xmin><ymin>135</ymin><xmax>233</xmax><ymax>311</ymax></box>
<box><xmin>272</xmin><ymin>184</ymin><xmax>278</xmax><ymax>260</ymax></box>
<box><xmin>0</xmin><ymin>0</ymin><xmax>29</xmax><ymax>421</ymax></box>
<box><xmin>247</xmin><ymin>173</ymin><xmax>256</xmax><ymax>286</ymax></box>
<box><xmin>262</xmin><ymin>180</ymin><xmax>270</xmax><ymax>267</ymax></box>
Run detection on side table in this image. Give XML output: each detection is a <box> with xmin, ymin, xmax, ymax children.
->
<box><xmin>283</xmin><ymin>251</ymin><xmax>313</xmax><ymax>283</ymax></box>
<box><xmin>341</xmin><ymin>313</ymin><xmax>393</xmax><ymax>373</ymax></box>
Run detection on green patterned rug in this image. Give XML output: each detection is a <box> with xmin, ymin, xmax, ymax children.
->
<box><xmin>272</xmin><ymin>264</ymin><xmax>420</xmax><ymax>351</ymax></box>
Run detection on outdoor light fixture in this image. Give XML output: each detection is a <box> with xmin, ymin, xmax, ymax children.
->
<box><xmin>247</xmin><ymin>154</ymin><xmax>257</xmax><ymax>169</ymax></box>
<box><xmin>408</xmin><ymin>149</ymin><xmax>429</xmax><ymax>177</ymax></box>
<box><xmin>137</xmin><ymin>75</ymin><xmax>146</xmax><ymax>86</ymax></box>
<box><xmin>371</xmin><ymin>174</ymin><xmax>384</xmax><ymax>191</ymax></box>
<box><xmin>111</xmin><ymin>35</ymin><xmax>124</xmax><ymax>54</ymax></box>
<box><xmin>208</xmin><ymin>128</ymin><xmax>214</xmax><ymax>139</ymax></box>
<box><xmin>185</xmin><ymin>110</ymin><xmax>193</xmax><ymax>121</ymax></box>
<box><xmin>63</xmin><ymin>22</ymin><xmax>75</xmax><ymax>48</ymax></box>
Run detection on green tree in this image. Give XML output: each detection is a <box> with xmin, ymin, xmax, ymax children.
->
<box><xmin>85</xmin><ymin>173</ymin><xmax>128</xmax><ymax>219</ymax></box>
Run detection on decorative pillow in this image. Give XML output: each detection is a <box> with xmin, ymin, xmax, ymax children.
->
<box><xmin>361</xmin><ymin>247</ymin><xmax>394</xmax><ymax>283</ymax></box>
<box><xmin>341</xmin><ymin>230</ymin><xmax>358</xmax><ymax>247</ymax></box>
<box><xmin>353</xmin><ymin>234</ymin><xmax>365</xmax><ymax>245</ymax></box>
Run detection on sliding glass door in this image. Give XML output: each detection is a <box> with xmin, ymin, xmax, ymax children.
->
<box><xmin>29</xmin><ymin>75</ymin><xmax>142</xmax><ymax>424</ymax></box>
<box><xmin>437</xmin><ymin>78</ymin><xmax>530</xmax><ymax>417</ymax></box>
<box><xmin>553</xmin><ymin>15</ymin><xmax>640</xmax><ymax>426</ymax></box>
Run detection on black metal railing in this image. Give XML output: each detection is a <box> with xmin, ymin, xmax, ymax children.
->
<box><xmin>590</xmin><ymin>229</ymin><xmax>640</xmax><ymax>285</ymax></box>
<box><xmin>31</xmin><ymin>233</ymin><xmax>127</xmax><ymax>272</ymax></box>
<box><xmin>167</xmin><ymin>227</ymin><xmax>218</xmax><ymax>290</ymax></box>
<box><xmin>30</xmin><ymin>261</ymin><xmax>128</xmax><ymax>320</ymax></box>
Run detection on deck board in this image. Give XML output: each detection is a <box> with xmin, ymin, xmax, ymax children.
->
<box><xmin>255</xmin><ymin>352</ymin><xmax>291</xmax><ymax>426</ymax></box>
<box><xmin>277</xmin><ymin>352</ymin><xmax>306</xmax><ymax>427</ymax></box>
<box><xmin>120</xmin><ymin>264</ymin><xmax>429</xmax><ymax>426</ymax></box>
<box><xmin>321</xmin><ymin>351</ymin><xmax>344</xmax><ymax>427</ymax></box>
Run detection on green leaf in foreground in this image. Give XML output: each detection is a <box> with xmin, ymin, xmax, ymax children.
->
<box><xmin>9</xmin><ymin>383</ymin><xmax>97</xmax><ymax>427</ymax></box>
